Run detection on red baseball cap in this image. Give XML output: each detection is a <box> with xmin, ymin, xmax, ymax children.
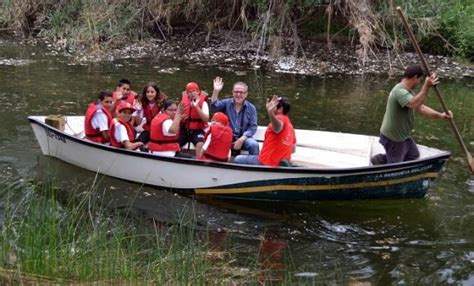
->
<box><xmin>211</xmin><ymin>112</ymin><xmax>229</xmax><ymax>126</ymax></box>
<box><xmin>186</xmin><ymin>82</ymin><xmax>200</xmax><ymax>92</ymax></box>
<box><xmin>116</xmin><ymin>101</ymin><xmax>135</xmax><ymax>113</ymax></box>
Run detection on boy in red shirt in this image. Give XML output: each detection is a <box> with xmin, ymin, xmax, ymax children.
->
<box><xmin>234</xmin><ymin>96</ymin><xmax>296</xmax><ymax>166</ymax></box>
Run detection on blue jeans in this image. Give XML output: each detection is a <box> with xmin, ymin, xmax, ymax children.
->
<box><xmin>241</xmin><ymin>137</ymin><xmax>259</xmax><ymax>155</ymax></box>
<box><xmin>234</xmin><ymin>155</ymin><xmax>261</xmax><ymax>165</ymax></box>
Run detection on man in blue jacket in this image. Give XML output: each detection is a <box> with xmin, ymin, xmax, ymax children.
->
<box><xmin>210</xmin><ymin>77</ymin><xmax>259</xmax><ymax>155</ymax></box>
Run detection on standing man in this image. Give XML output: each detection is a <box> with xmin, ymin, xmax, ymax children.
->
<box><xmin>371</xmin><ymin>65</ymin><xmax>452</xmax><ymax>165</ymax></box>
<box><xmin>211</xmin><ymin>77</ymin><xmax>259</xmax><ymax>155</ymax></box>
<box><xmin>234</xmin><ymin>96</ymin><xmax>296</xmax><ymax>166</ymax></box>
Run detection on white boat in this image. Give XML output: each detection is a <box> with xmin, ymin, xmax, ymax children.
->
<box><xmin>29</xmin><ymin>115</ymin><xmax>450</xmax><ymax>201</ymax></box>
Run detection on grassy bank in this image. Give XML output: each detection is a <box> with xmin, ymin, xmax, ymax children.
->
<box><xmin>0</xmin><ymin>178</ymin><xmax>268</xmax><ymax>284</ymax></box>
<box><xmin>0</xmin><ymin>0</ymin><xmax>472</xmax><ymax>62</ymax></box>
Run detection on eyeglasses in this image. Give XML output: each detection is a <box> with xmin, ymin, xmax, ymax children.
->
<box><xmin>232</xmin><ymin>90</ymin><xmax>247</xmax><ymax>94</ymax></box>
<box><xmin>166</xmin><ymin>108</ymin><xmax>178</xmax><ymax>112</ymax></box>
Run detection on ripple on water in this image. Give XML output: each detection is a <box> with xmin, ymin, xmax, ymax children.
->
<box><xmin>467</xmin><ymin>179</ymin><xmax>474</xmax><ymax>194</ymax></box>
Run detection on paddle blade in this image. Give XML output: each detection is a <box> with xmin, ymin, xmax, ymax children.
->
<box><xmin>469</xmin><ymin>153</ymin><xmax>474</xmax><ymax>173</ymax></box>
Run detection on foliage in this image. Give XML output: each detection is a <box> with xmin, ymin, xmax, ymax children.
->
<box><xmin>0</xmin><ymin>179</ymin><xmax>223</xmax><ymax>283</ymax></box>
<box><xmin>0</xmin><ymin>0</ymin><xmax>472</xmax><ymax>61</ymax></box>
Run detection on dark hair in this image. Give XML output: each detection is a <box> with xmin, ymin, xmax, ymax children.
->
<box><xmin>98</xmin><ymin>91</ymin><xmax>113</xmax><ymax>101</ymax></box>
<box><xmin>403</xmin><ymin>65</ymin><xmax>425</xmax><ymax>79</ymax></box>
<box><xmin>277</xmin><ymin>97</ymin><xmax>291</xmax><ymax>115</ymax></box>
<box><xmin>161</xmin><ymin>99</ymin><xmax>177</xmax><ymax>111</ymax></box>
<box><xmin>141</xmin><ymin>82</ymin><xmax>161</xmax><ymax>106</ymax></box>
<box><xmin>117</xmin><ymin>79</ymin><xmax>131</xmax><ymax>87</ymax></box>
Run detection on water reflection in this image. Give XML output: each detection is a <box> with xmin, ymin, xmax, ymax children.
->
<box><xmin>1</xmin><ymin>41</ymin><xmax>474</xmax><ymax>284</ymax></box>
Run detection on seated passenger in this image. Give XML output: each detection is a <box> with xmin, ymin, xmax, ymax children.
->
<box><xmin>84</xmin><ymin>91</ymin><xmax>113</xmax><ymax>143</ymax></box>
<box><xmin>136</xmin><ymin>82</ymin><xmax>167</xmax><ymax>144</ymax></box>
<box><xmin>179</xmin><ymin>82</ymin><xmax>209</xmax><ymax>155</ymax></box>
<box><xmin>210</xmin><ymin>77</ymin><xmax>259</xmax><ymax>156</ymax></box>
<box><xmin>111</xmin><ymin>78</ymin><xmax>139</xmax><ymax>115</ymax></box>
<box><xmin>148</xmin><ymin>100</ymin><xmax>183</xmax><ymax>157</ymax></box>
<box><xmin>234</xmin><ymin>96</ymin><xmax>296</xmax><ymax>166</ymax></box>
<box><xmin>200</xmin><ymin>112</ymin><xmax>233</xmax><ymax>162</ymax></box>
<box><xmin>109</xmin><ymin>102</ymin><xmax>144</xmax><ymax>150</ymax></box>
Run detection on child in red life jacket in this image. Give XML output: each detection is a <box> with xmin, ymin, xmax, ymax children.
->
<box><xmin>111</xmin><ymin>78</ymin><xmax>139</xmax><ymax>116</ymax></box>
<box><xmin>179</xmin><ymin>82</ymin><xmax>210</xmax><ymax>156</ymax></box>
<box><xmin>135</xmin><ymin>82</ymin><xmax>168</xmax><ymax>144</ymax></box>
<box><xmin>149</xmin><ymin>100</ymin><xmax>183</xmax><ymax>157</ymax></box>
<box><xmin>200</xmin><ymin>112</ymin><xmax>233</xmax><ymax>162</ymax></box>
<box><xmin>109</xmin><ymin>101</ymin><xmax>144</xmax><ymax>150</ymax></box>
<box><xmin>84</xmin><ymin>91</ymin><xmax>113</xmax><ymax>143</ymax></box>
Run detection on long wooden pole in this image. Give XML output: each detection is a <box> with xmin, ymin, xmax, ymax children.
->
<box><xmin>397</xmin><ymin>7</ymin><xmax>474</xmax><ymax>173</ymax></box>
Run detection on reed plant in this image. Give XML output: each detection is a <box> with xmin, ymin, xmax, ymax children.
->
<box><xmin>1</xmin><ymin>0</ymin><xmax>472</xmax><ymax>62</ymax></box>
<box><xmin>0</xmin><ymin>178</ymin><xmax>233</xmax><ymax>284</ymax></box>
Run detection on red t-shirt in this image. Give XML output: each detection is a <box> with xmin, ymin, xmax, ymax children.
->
<box><xmin>258</xmin><ymin>115</ymin><xmax>296</xmax><ymax>166</ymax></box>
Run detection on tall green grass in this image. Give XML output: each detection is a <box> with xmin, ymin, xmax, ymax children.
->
<box><xmin>0</xmin><ymin>177</ymin><xmax>363</xmax><ymax>284</ymax></box>
<box><xmin>0</xmin><ymin>178</ymin><xmax>230</xmax><ymax>284</ymax></box>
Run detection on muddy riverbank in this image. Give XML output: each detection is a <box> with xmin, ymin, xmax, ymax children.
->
<box><xmin>4</xmin><ymin>30</ymin><xmax>473</xmax><ymax>78</ymax></box>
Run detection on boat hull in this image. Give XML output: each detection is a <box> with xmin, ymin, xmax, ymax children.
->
<box><xmin>29</xmin><ymin>116</ymin><xmax>450</xmax><ymax>201</ymax></box>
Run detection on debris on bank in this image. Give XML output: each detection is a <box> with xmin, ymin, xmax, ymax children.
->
<box><xmin>14</xmin><ymin>31</ymin><xmax>474</xmax><ymax>78</ymax></box>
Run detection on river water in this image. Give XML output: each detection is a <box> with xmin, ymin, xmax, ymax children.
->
<box><xmin>1</xmin><ymin>40</ymin><xmax>473</xmax><ymax>284</ymax></box>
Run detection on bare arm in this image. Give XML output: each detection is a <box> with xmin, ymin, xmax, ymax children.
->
<box><xmin>193</xmin><ymin>101</ymin><xmax>210</xmax><ymax>122</ymax></box>
<box><xmin>406</xmin><ymin>74</ymin><xmax>439</xmax><ymax>109</ymax></box>
<box><xmin>101</xmin><ymin>130</ymin><xmax>110</xmax><ymax>141</ymax></box>
<box><xmin>123</xmin><ymin>140</ymin><xmax>143</xmax><ymax>150</ymax></box>
<box><xmin>267</xmin><ymin>95</ymin><xmax>283</xmax><ymax>133</ymax></box>
<box><xmin>416</xmin><ymin>104</ymin><xmax>453</xmax><ymax>119</ymax></box>
<box><xmin>168</xmin><ymin>104</ymin><xmax>183</xmax><ymax>134</ymax></box>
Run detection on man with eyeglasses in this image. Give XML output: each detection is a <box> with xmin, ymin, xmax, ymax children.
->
<box><xmin>210</xmin><ymin>77</ymin><xmax>259</xmax><ymax>156</ymax></box>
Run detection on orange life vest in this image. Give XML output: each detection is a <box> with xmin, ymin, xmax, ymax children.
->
<box><xmin>201</xmin><ymin>124</ymin><xmax>233</xmax><ymax>162</ymax></box>
<box><xmin>258</xmin><ymin>115</ymin><xmax>296</xmax><ymax>166</ymax></box>
<box><xmin>148</xmin><ymin>113</ymin><xmax>180</xmax><ymax>152</ymax></box>
<box><xmin>180</xmin><ymin>92</ymin><xmax>208</xmax><ymax>130</ymax></box>
<box><xmin>112</xmin><ymin>91</ymin><xmax>136</xmax><ymax>116</ymax></box>
<box><xmin>112</xmin><ymin>91</ymin><xmax>135</xmax><ymax>105</ymax></box>
<box><xmin>109</xmin><ymin>117</ymin><xmax>136</xmax><ymax>148</ymax></box>
<box><xmin>84</xmin><ymin>103</ymin><xmax>112</xmax><ymax>143</ymax></box>
<box><xmin>143</xmin><ymin>102</ymin><xmax>160</xmax><ymax>132</ymax></box>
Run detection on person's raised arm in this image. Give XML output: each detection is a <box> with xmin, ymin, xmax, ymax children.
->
<box><xmin>168</xmin><ymin>104</ymin><xmax>183</xmax><ymax>134</ymax></box>
<box><xmin>406</xmin><ymin>73</ymin><xmax>439</xmax><ymax>109</ymax></box>
<box><xmin>211</xmin><ymin>77</ymin><xmax>223</xmax><ymax>104</ymax></box>
<box><xmin>266</xmin><ymin>95</ymin><xmax>283</xmax><ymax>133</ymax></box>
<box><xmin>192</xmin><ymin>100</ymin><xmax>210</xmax><ymax>123</ymax></box>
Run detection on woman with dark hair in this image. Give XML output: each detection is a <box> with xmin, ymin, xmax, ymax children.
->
<box><xmin>135</xmin><ymin>82</ymin><xmax>167</xmax><ymax>143</ymax></box>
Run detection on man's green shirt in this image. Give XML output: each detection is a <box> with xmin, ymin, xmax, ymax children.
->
<box><xmin>380</xmin><ymin>83</ymin><xmax>415</xmax><ymax>142</ymax></box>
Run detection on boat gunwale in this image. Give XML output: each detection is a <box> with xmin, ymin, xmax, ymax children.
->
<box><xmin>28</xmin><ymin>116</ymin><xmax>451</xmax><ymax>175</ymax></box>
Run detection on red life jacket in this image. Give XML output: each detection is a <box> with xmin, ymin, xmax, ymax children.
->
<box><xmin>112</xmin><ymin>91</ymin><xmax>135</xmax><ymax>105</ymax></box>
<box><xmin>180</xmin><ymin>92</ymin><xmax>208</xmax><ymax>130</ymax></box>
<box><xmin>112</xmin><ymin>91</ymin><xmax>136</xmax><ymax>116</ymax></box>
<box><xmin>201</xmin><ymin>124</ymin><xmax>233</xmax><ymax>162</ymax></box>
<box><xmin>148</xmin><ymin>113</ymin><xmax>180</xmax><ymax>152</ymax></box>
<box><xmin>143</xmin><ymin>102</ymin><xmax>160</xmax><ymax>132</ymax></box>
<box><xmin>109</xmin><ymin>117</ymin><xmax>136</xmax><ymax>148</ymax></box>
<box><xmin>84</xmin><ymin>103</ymin><xmax>112</xmax><ymax>143</ymax></box>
